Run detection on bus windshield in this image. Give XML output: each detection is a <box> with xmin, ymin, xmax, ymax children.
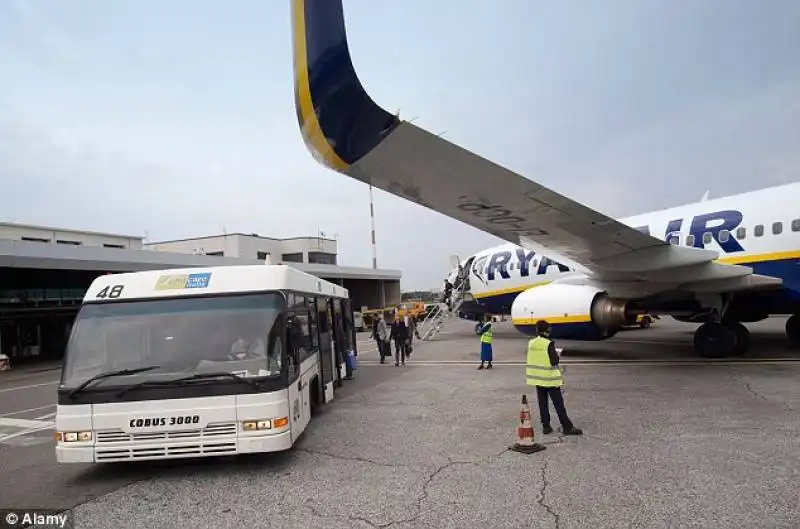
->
<box><xmin>61</xmin><ymin>292</ymin><xmax>285</xmax><ymax>389</ymax></box>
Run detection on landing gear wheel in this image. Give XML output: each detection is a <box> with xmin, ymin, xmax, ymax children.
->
<box><xmin>785</xmin><ymin>315</ymin><xmax>800</xmax><ymax>348</ymax></box>
<box><xmin>725</xmin><ymin>322</ymin><xmax>750</xmax><ymax>356</ymax></box>
<box><xmin>693</xmin><ymin>322</ymin><xmax>736</xmax><ymax>358</ymax></box>
<box><xmin>639</xmin><ymin>316</ymin><xmax>652</xmax><ymax>329</ymax></box>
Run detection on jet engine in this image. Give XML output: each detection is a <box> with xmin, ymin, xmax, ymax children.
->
<box><xmin>510</xmin><ymin>284</ymin><xmax>637</xmax><ymax>340</ymax></box>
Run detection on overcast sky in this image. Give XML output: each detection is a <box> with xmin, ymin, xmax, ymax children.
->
<box><xmin>1</xmin><ymin>0</ymin><xmax>799</xmax><ymax>290</ymax></box>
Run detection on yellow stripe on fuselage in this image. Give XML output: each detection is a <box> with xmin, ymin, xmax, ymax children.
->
<box><xmin>513</xmin><ymin>315</ymin><xmax>592</xmax><ymax>325</ymax></box>
<box><xmin>291</xmin><ymin>0</ymin><xmax>349</xmax><ymax>172</ymax></box>
<box><xmin>473</xmin><ymin>280</ymin><xmax>551</xmax><ymax>299</ymax></box>
<box><xmin>716</xmin><ymin>249</ymin><xmax>800</xmax><ymax>265</ymax></box>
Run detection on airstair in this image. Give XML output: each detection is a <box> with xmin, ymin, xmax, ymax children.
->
<box><xmin>418</xmin><ymin>280</ymin><xmax>471</xmax><ymax>341</ymax></box>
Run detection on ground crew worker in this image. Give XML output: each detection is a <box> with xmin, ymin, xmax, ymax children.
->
<box><xmin>477</xmin><ymin>314</ymin><xmax>493</xmax><ymax>370</ymax></box>
<box><xmin>526</xmin><ymin>321</ymin><xmax>583</xmax><ymax>435</ymax></box>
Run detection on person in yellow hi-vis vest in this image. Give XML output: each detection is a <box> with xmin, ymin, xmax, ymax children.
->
<box><xmin>527</xmin><ymin>321</ymin><xmax>583</xmax><ymax>435</ymax></box>
<box><xmin>477</xmin><ymin>314</ymin><xmax>494</xmax><ymax>370</ymax></box>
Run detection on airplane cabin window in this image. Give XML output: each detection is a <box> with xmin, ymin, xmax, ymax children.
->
<box><xmin>532</xmin><ymin>260</ymin><xmax>538</xmax><ymax>268</ymax></box>
<box><xmin>754</xmin><ymin>225</ymin><xmax>764</xmax><ymax>237</ymax></box>
<box><xmin>718</xmin><ymin>230</ymin><xmax>730</xmax><ymax>243</ymax></box>
<box><xmin>686</xmin><ymin>234</ymin><xmax>695</xmax><ymax>246</ymax></box>
<box><xmin>792</xmin><ymin>219</ymin><xmax>800</xmax><ymax>232</ymax></box>
<box><xmin>736</xmin><ymin>227</ymin><xmax>746</xmax><ymax>240</ymax></box>
<box><xmin>773</xmin><ymin>222</ymin><xmax>783</xmax><ymax>235</ymax></box>
<box><xmin>702</xmin><ymin>232</ymin><xmax>713</xmax><ymax>244</ymax></box>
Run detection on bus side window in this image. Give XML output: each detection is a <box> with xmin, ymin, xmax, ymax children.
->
<box><xmin>308</xmin><ymin>308</ymin><xmax>320</xmax><ymax>350</ymax></box>
<box><xmin>308</xmin><ymin>302</ymin><xmax>320</xmax><ymax>350</ymax></box>
<box><xmin>285</xmin><ymin>314</ymin><xmax>302</xmax><ymax>379</ymax></box>
<box><xmin>293</xmin><ymin>311</ymin><xmax>313</xmax><ymax>363</ymax></box>
<box><xmin>318</xmin><ymin>302</ymin><xmax>330</xmax><ymax>334</ymax></box>
<box><xmin>288</xmin><ymin>293</ymin><xmax>306</xmax><ymax>310</ymax></box>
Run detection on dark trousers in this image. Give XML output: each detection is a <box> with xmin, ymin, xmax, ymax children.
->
<box><xmin>535</xmin><ymin>386</ymin><xmax>574</xmax><ymax>429</ymax></box>
<box><xmin>393</xmin><ymin>339</ymin><xmax>407</xmax><ymax>364</ymax></box>
<box><xmin>378</xmin><ymin>340</ymin><xmax>391</xmax><ymax>362</ymax></box>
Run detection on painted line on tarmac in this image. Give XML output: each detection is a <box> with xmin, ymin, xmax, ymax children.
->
<box><xmin>356</xmin><ymin>358</ymin><xmax>800</xmax><ymax>367</ymax></box>
<box><xmin>0</xmin><ymin>380</ymin><xmax>60</xmax><ymax>394</ymax></box>
<box><xmin>0</xmin><ymin>417</ymin><xmax>56</xmax><ymax>443</ymax></box>
<box><xmin>0</xmin><ymin>404</ymin><xmax>56</xmax><ymax>418</ymax></box>
<box><xmin>0</xmin><ymin>417</ymin><xmax>55</xmax><ymax>429</ymax></box>
<box><xmin>0</xmin><ymin>424</ymin><xmax>55</xmax><ymax>444</ymax></box>
<box><xmin>610</xmin><ymin>339</ymin><xmax>694</xmax><ymax>346</ymax></box>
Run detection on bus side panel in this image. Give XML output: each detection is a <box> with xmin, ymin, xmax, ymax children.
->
<box><xmin>290</xmin><ymin>354</ymin><xmax>317</xmax><ymax>441</ymax></box>
<box><xmin>288</xmin><ymin>376</ymin><xmax>302</xmax><ymax>443</ymax></box>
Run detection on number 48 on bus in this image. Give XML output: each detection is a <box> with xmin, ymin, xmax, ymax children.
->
<box><xmin>96</xmin><ymin>284</ymin><xmax>125</xmax><ymax>299</ymax></box>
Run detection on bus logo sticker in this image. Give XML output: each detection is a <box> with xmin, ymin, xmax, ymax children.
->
<box><xmin>185</xmin><ymin>273</ymin><xmax>212</xmax><ymax>289</ymax></box>
<box><xmin>155</xmin><ymin>274</ymin><xmax>188</xmax><ymax>290</ymax></box>
<box><xmin>154</xmin><ymin>273</ymin><xmax>212</xmax><ymax>290</ymax></box>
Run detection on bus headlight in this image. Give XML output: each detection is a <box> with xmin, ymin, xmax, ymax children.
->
<box><xmin>55</xmin><ymin>431</ymin><xmax>92</xmax><ymax>442</ymax></box>
<box><xmin>242</xmin><ymin>420</ymin><xmax>272</xmax><ymax>431</ymax></box>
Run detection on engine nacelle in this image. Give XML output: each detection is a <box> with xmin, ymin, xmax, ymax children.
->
<box><xmin>510</xmin><ymin>283</ymin><xmax>635</xmax><ymax>340</ymax></box>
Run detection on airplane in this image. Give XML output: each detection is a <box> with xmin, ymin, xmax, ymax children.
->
<box><xmin>443</xmin><ymin>184</ymin><xmax>800</xmax><ymax>340</ymax></box>
<box><xmin>289</xmin><ymin>0</ymin><xmax>799</xmax><ymax>359</ymax></box>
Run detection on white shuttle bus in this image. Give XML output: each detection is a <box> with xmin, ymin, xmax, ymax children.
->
<box><xmin>55</xmin><ymin>264</ymin><xmax>358</xmax><ymax>463</ymax></box>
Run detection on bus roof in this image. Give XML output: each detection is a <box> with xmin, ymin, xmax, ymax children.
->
<box><xmin>83</xmin><ymin>264</ymin><xmax>349</xmax><ymax>303</ymax></box>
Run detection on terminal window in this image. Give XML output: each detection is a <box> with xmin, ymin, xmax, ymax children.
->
<box><xmin>281</xmin><ymin>253</ymin><xmax>303</xmax><ymax>263</ymax></box>
<box><xmin>257</xmin><ymin>251</ymin><xmax>270</xmax><ymax>260</ymax></box>
<box><xmin>57</xmin><ymin>240</ymin><xmax>81</xmax><ymax>245</ymax></box>
<box><xmin>308</xmin><ymin>252</ymin><xmax>336</xmax><ymax>265</ymax></box>
<box><xmin>21</xmin><ymin>237</ymin><xmax>50</xmax><ymax>243</ymax></box>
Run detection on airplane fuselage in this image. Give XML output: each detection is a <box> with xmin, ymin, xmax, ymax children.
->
<box><xmin>456</xmin><ymin>182</ymin><xmax>800</xmax><ymax>319</ymax></box>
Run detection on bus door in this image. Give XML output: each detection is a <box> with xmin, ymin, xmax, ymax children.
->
<box><xmin>331</xmin><ymin>299</ymin><xmax>346</xmax><ymax>383</ymax></box>
<box><xmin>314</xmin><ymin>297</ymin><xmax>335</xmax><ymax>402</ymax></box>
<box><xmin>341</xmin><ymin>299</ymin><xmax>357</xmax><ymax>356</ymax></box>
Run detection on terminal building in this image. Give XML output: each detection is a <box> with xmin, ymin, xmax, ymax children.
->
<box><xmin>0</xmin><ymin>222</ymin><xmax>401</xmax><ymax>366</ymax></box>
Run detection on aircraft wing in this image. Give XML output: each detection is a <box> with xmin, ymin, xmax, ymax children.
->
<box><xmin>290</xmin><ymin>0</ymin><xmax>782</xmax><ymax>294</ymax></box>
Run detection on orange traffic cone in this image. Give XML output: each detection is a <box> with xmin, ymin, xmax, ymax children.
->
<box><xmin>509</xmin><ymin>394</ymin><xmax>546</xmax><ymax>454</ymax></box>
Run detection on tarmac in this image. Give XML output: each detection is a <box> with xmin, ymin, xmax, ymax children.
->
<box><xmin>1</xmin><ymin>316</ymin><xmax>798</xmax><ymax>528</ymax></box>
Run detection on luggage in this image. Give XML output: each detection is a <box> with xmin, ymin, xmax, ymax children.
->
<box><xmin>347</xmin><ymin>350</ymin><xmax>358</xmax><ymax>371</ymax></box>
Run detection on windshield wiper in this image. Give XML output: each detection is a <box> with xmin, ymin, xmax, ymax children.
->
<box><xmin>67</xmin><ymin>365</ymin><xmax>161</xmax><ymax>399</ymax></box>
<box><xmin>114</xmin><ymin>371</ymin><xmax>261</xmax><ymax>398</ymax></box>
<box><xmin>170</xmin><ymin>372</ymin><xmax>261</xmax><ymax>386</ymax></box>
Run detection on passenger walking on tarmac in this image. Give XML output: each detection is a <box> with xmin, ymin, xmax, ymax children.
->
<box><xmin>375</xmin><ymin>313</ymin><xmax>391</xmax><ymax>364</ymax></box>
<box><xmin>527</xmin><ymin>321</ymin><xmax>583</xmax><ymax>436</ymax></box>
<box><xmin>477</xmin><ymin>314</ymin><xmax>494</xmax><ymax>370</ymax></box>
<box><xmin>390</xmin><ymin>314</ymin><xmax>409</xmax><ymax>366</ymax></box>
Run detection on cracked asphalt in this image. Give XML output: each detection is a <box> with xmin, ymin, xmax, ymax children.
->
<box><xmin>4</xmin><ymin>318</ymin><xmax>800</xmax><ymax>528</ymax></box>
